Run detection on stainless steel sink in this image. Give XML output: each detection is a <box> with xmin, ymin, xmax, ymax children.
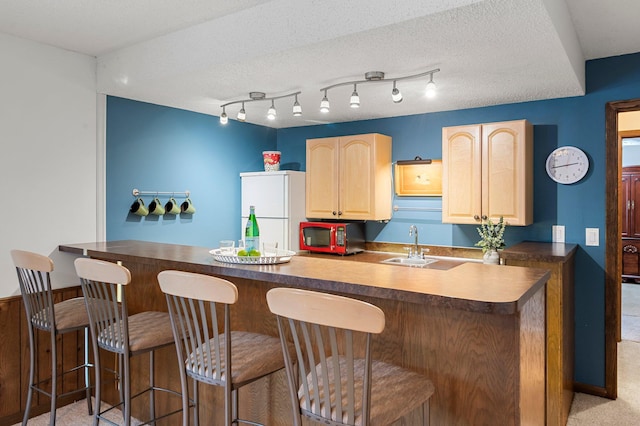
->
<box><xmin>380</xmin><ymin>257</ymin><xmax>438</xmax><ymax>267</ymax></box>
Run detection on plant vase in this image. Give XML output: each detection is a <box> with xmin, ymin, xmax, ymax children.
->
<box><xmin>483</xmin><ymin>249</ymin><xmax>500</xmax><ymax>265</ymax></box>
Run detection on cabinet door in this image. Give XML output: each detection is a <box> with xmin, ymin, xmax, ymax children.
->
<box><xmin>306</xmin><ymin>138</ymin><xmax>339</xmax><ymax>219</ymax></box>
<box><xmin>339</xmin><ymin>134</ymin><xmax>391</xmax><ymax>220</ymax></box>
<box><xmin>442</xmin><ymin>125</ymin><xmax>482</xmax><ymax>224</ymax></box>
<box><xmin>482</xmin><ymin>120</ymin><xmax>533</xmax><ymax>225</ymax></box>
<box><xmin>631</xmin><ymin>174</ymin><xmax>640</xmax><ymax>238</ymax></box>
<box><xmin>622</xmin><ymin>173</ymin><xmax>630</xmax><ymax>237</ymax></box>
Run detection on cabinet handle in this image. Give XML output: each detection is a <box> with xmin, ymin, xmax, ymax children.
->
<box><xmin>338</xmin><ymin>211</ymin><xmax>342</xmax><ymax>216</ymax></box>
<box><xmin>628</xmin><ymin>200</ymin><xmax>632</xmax><ymax>210</ymax></box>
<box><xmin>624</xmin><ymin>245</ymin><xmax>638</xmax><ymax>254</ymax></box>
<box><xmin>473</xmin><ymin>215</ymin><xmax>480</xmax><ymax>220</ymax></box>
<box><xmin>332</xmin><ymin>211</ymin><xmax>337</xmax><ymax>216</ymax></box>
<box><xmin>482</xmin><ymin>215</ymin><xmax>488</xmax><ymax>220</ymax></box>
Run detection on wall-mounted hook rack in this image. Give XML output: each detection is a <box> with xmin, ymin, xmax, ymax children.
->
<box><xmin>132</xmin><ymin>188</ymin><xmax>191</xmax><ymax>198</ymax></box>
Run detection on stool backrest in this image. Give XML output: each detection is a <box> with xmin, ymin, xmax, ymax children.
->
<box><xmin>11</xmin><ymin>250</ymin><xmax>56</xmax><ymax>331</ymax></box>
<box><xmin>266</xmin><ymin>287</ymin><xmax>385</xmax><ymax>426</ymax></box>
<box><xmin>157</xmin><ymin>270</ymin><xmax>238</xmax><ymax>384</ymax></box>
<box><xmin>74</xmin><ymin>258</ymin><xmax>131</xmax><ymax>354</ymax></box>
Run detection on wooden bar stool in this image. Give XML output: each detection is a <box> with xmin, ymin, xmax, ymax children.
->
<box><xmin>157</xmin><ymin>270</ymin><xmax>293</xmax><ymax>426</ymax></box>
<box><xmin>74</xmin><ymin>258</ymin><xmax>182</xmax><ymax>426</ymax></box>
<box><xmin>11</xmin><ymin>249</ymin><xmax>93</xmax><ymax>426</ymax></box>
<box><xmin>266</xmin><ymin>287</ymin><xmax>435</xmax><ymax>426</ymax></box>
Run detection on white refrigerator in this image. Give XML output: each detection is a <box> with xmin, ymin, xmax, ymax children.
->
<box><xmin>240</xmin><ymin>171</ymin><xmax>306</xmax><ymax>252</ymax></box>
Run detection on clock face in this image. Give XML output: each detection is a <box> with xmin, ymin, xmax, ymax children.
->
<box><xmin>545</xmin><ymin>146</ymin><xmax>589</xmax><ymax>184</ymax></box>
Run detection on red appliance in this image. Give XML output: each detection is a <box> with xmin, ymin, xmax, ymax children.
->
<box><xmin>299</xmin><ymin>222</ymin><xmax>365</xmax><ymax>255</ymax></box>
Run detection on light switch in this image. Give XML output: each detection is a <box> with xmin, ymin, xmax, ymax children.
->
<box><xmin>552</xmin><ymin>225</ymin><xmax>565</xmax><ymax>243</ymax></box>
<box><xmin>586</xmin><ymin>228</ymin><xmax>599</xmax><ymax>246</ymax></box>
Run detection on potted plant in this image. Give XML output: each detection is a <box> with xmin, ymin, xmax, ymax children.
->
<box><xmin>475</xmin><ymin>216</ymin><xmax>506</xmax><ymax>264</ymax></box>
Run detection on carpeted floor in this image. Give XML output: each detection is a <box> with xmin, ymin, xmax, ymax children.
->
<box><xmin>567</xmin><ymin>282</ymin><xmax>640</xmax><ymax>425</ymax></box>
<box><xmin>12</xmin><ymin>398</ymin><xmax>142</xmax><ymax>426</ymax></box>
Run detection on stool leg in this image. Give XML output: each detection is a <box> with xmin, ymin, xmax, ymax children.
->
<box><xmin>177</xmin><ymin>357</ymin><xmax>189</xmax><ymax>426</ymax></box>
<box><xmin>232</xmin><ymin>389</ymin><xmax>238</xmax><ymax>424</ymax></box>
<box><xmin>92</xmin><ymin>342</ymin><xmax>102</xmax><ymax>426</ymax></box>
<box><xmin>49</xmin><ymin>329</ymin><xmax>57</xmax><ymax>426</ymax></box>
<box><xmin>193</xmin><ymin>379</ymin><xmax>199</xmax><ymax>426</ymax></box>
<box><xmin>423</xmin><ymin>400</ymin><xmax>430</xmax><ymax>426</ymax></box>
<box><xmin>149</xmin><ymin>351</ymin><xmax>156</xmax><ymax>425</ymax></box>
<box><xmin>123</xmin><ymin>353</ymin><xmax>131</xmax><ymax>426</ymax></box>
<box><xmin>84</xmin><ymin>328</ymin><xmax>93</xmax><ymax>415</ymax></box>
<box><xmin>22</xmin><ymin>326</ymin><xmax>36</xmax><ymax>426</ymax></box>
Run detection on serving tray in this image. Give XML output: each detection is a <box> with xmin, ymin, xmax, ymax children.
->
<box><xmin>209</xmin><ymin>248</ymin><xmax>295</xmax><ymax>265</ymax></box>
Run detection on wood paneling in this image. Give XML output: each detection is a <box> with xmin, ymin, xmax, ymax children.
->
<box><xmin>0</xmin><ymin>287</ymin><xmax>85</xmax><ymax>425</ymax></box>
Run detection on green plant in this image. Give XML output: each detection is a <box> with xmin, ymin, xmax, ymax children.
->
<box><xmin>475</xmin><ymin>217</ymin><xmax>506</xmax><ymax>253</ymax></box>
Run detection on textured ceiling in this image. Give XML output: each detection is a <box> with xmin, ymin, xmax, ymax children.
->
<box><xmin>0</xmin><ymin>0</ymin><xmax>638</xmax><ymax>128</ymax></box>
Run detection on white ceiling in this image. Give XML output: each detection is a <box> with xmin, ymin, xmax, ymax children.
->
<box><xmin>1</xmin><ymin>0</ymin><xmax>639</xmax><ymax>128</ymax></box>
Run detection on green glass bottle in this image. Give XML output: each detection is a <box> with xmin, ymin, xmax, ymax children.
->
<box><xmin>245</xmin><ymin>205</ymin><xmax>260</xmax><ymax>254</ymax></box>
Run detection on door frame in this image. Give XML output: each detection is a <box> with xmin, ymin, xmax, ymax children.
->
<box><xmin>604</xmin><ymin>98</ymin><xmax>640</xmax><ymax>399</ymax></box>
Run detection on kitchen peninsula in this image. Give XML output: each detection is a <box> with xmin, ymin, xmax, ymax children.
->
<box><xmin>59</xmin><ymin>240</ymin><xmax>549</xmax><ymax>425</ymax></box>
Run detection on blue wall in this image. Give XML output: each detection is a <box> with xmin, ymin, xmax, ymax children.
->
<box><xmin>106</xmin><ymin>96</ymin><xmax>277</xmax><ymax>247</ymax></box>
<box><xmin>106</xmin><ymin>52</ymin><xmax>640</xmax><ymax>389</ymax></box>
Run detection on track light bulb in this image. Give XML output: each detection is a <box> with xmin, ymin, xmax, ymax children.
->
<box><xmin>350</xmin><ymin>84</ymin><xmax>360</xmax><ymax>108</ymax></box>
<box><xmin>425</xmin><ymin>75</ymin><xmax>437</xmax><ymax>98</ymax></box>
<box><xmin>237</xmin><ymin>103</ymin><xmax>246</xmax><ymax>121</ymax></box>
<box><xmin>391</xmin><ymin>81</ymin><xmax>403</xmax><ymax>103</ymax></box>
<box><xmin>320</xmin><ymin>91</ymin><xmax>330</xmax><ymax>113</ymax></box>
<box><xmin>293</xmin><ymin>95</ymin><xmax>302</xmax><ymax>117</ymax></box>
<box><xmin>267</xmin><ymin>100</ymin><xmax>277</xmax><ymax>120</ymax></box>
<box><xmin>220</xmin><ymin>108</ymin><xmax>228</xmax><ymax>125</ymax></box>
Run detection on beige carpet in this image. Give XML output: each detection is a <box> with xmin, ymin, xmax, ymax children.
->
<box><xmin>568</xmin><ymin>284</ymin><xmax>640</xmax><ymax>425</ymax></box>
<box><xmin>568</xmin><ymin>340</ymin><xmax>640</xmax><ymax>425</ymax></box>
<box><xmin>13</xmin><ymin>398</ymin><xmax>142</xmax><ymax>426</ymax></box>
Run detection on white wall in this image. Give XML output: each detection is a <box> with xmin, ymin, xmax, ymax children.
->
<box><xmin>0</xmin><ymin>33</ymin><xmax>98</xmax><ymax>297</ymax></box>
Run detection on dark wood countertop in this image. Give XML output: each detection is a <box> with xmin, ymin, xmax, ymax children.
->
<box><xmin>501</xmin><ymin>241</ymin><xmax>578</xmax><ymax>262</ymax></box>
<box><xmin>59</xmin><ymin>240</ymin><xmax>550</xmax><ymax>315</ymax></box>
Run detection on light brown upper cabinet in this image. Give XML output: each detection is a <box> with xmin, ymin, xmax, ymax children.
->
<box><xmin>442</xmin><ymin>119</ymin><xmax>533</xmax><ymax>225</ymax></box>
<box><xmin>306</xmin><ymin>133</ymin><xmax>392</xmax><ymax>221</ymax></box>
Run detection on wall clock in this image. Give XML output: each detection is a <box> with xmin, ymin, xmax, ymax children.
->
<box><xmin>545</xmin><ymin>146</ymin><xmax>590</xmax><ymax>184</ymax></box>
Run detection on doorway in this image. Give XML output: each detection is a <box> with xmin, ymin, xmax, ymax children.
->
<box><xmin>604</xmin><ymin>99</ymin><xmax>640</xmax><ymax>399</ymax></box>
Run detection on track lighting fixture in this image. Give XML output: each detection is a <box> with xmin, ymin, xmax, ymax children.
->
<box><xmin>237</xmin><ymin>102</ymin><xmax>246</xmax><ymax>121</ymax></box>
<box><xmin>320</xmin><ymin>90</ymin><xmax>330</xmax><ymax>113</ymax></box>
<box><xmin>319</xmin><ymin>68</ymin><xmax>439</xmax><ymax>112</ymax></box>
<box><xmin>267</xmin><ymin>100</ymin><xmax>277</xmax><ymax>120</ymax></box>
<box><xmin>350</xmin><ymin>84</ymin><xmax>360</xmax><ymax>108</ymax></box>
<box><xmin>391</xmin><ymin>81</ymin><xmax>403</xmax><ymax>103</ymax></box>
<box><xmin>219</xmin><ymin>91</ymin><xmax>301</xmax><ymax>124</ymax></box>
<box><xmin>220</xmin><ymin>106</ymin><xmax>228</xmax><ymax>125</ymax></box>
<box><xmin>425</xmin><ymin>73</ymin><xmax>437</xmax><ymax>98</ymax></box>
<box><xmin>292</xmin><ymin>94</ymin><xmax>302</xmax><ymax>116</ymax></box>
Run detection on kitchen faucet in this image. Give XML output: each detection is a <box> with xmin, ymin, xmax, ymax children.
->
<box><xmin>409</xmin><ymin>225</ymin><xmax>421</xmax><ymax>258</ymax></box>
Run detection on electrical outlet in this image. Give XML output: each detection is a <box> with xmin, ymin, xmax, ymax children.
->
<box><xmin>586</xmin><ymin>228</ymin><xmax>599</xmax><ymax>246</ymax></box>
<box><xmin>552</xmin><ymin>225</ymin><xmax>565</xmax><ymax>243</ymax></box>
